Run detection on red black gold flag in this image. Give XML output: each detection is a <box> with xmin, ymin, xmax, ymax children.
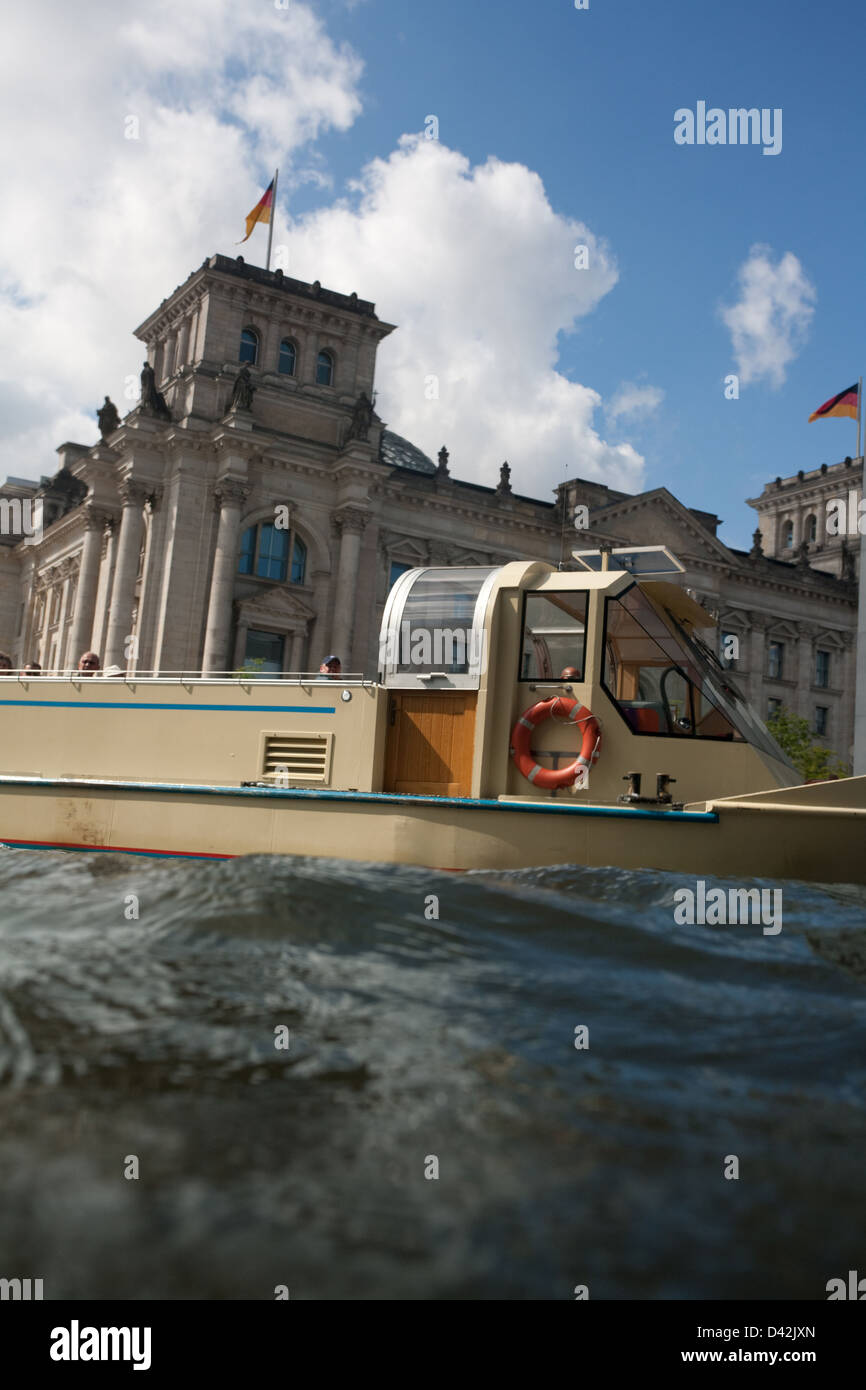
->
<box><xmin>237</xmin><ymin>178</ymin><xmax>275</xmax><ymax>245</ymax></box>
<box><xmin>808</xmin><ymin>383</ymin><xmax>859</xmax><ymax>423</ymax></box>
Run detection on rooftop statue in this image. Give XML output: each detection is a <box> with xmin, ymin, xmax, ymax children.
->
<box><xmin>139</xmin><ymin>362</ymin><xmax>171</xmax><ymax>421</ymax></box>
<box><xmin>97</xmin><ymin>396</ymin><xmax>121</xmax><ymax>440</ymax></box>
<box><xmin>346</xmin><ymin>390</ymin><xmax>375</xmax><ymax>443</ymax></box>
<box><xmin>228</xmin><ymin>365</ymin><xmax>256</xmax><ymax>413</ymax></box>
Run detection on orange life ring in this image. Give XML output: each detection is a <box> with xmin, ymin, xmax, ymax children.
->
<box><xmin>510</xmin><ymin>697</ymin><xmax>601</xmax><ymax>789</ymax></box>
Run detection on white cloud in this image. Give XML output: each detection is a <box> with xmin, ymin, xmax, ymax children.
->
<box><xmin>0</xmin><ymin>0</ymin><xmax>363</xmax><ymax>478</ymax></box>
<box><xmin>606</xmin><ymin>382</ymin><xmax>665</xmax><ymax>426</ymax></box>
<box><xmin>0</xmin><ymin>3</ymin><xmax>645</xmax><ymax>503</ymax></box>
<box><xmin>720</xmin><ymin>245</ymin><xmax>816</xmax><ymax>388</ymax></box>
<box><xmin>286</xmin><ymin>136</ymin><xmax>644</xmax><ymax>497</ymax></box>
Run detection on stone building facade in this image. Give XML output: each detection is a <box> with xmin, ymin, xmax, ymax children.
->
<box><xmin>749</xmin><ymin>455</ymin><xmax>863</xmax><ymax>579</ymax></box>
<box><xmin>0</xmin><ymin>255</ymin><xmax>859</xmax><ymax>765</ymax></box>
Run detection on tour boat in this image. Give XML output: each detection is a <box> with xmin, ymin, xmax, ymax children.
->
<box><xmin>1</xmin><ymin>550</ymin><xmax>863</xmax><ymax>883</ymax></box>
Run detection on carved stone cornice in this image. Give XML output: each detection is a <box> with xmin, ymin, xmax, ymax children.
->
<box><xmin>83</xmin><ymin>506</ymin><xmax>116</xmax><ymax>533</ymax></box>
<box><xmin>118</xmin><ymin>480</ymin><xmax>151</xmax><ymax>509</ymax></box>
<box><xmin>213</xmin><ymin>479</ymin><xmax>251</xmax><ymax>510</ymax></box>
<box><xmin>333</xmin><ymin>506</ymin><xmax>370</xmax><ymax>537</ymax></box>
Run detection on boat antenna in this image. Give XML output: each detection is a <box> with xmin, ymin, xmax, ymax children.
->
<box><xmin>557</xmin><ymin>456</ymin><xmax>570</xmax><ymax>570</ymax></box>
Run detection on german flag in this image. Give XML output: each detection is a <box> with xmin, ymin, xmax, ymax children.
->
<box><xmin>808</xmin><ymin>383</ymin><xmax>859</xmax><ymax>423</ymax></box>
<box><xmin>237</xmin><ymin>177</ymin><xmax>275</xmax><ymax>244</ymax></box>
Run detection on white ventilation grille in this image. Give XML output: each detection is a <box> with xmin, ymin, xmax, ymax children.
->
<box><xmin>261</xmin><ymin>732</ymin><xmax>333</xmax><ymax>784</ymax></box>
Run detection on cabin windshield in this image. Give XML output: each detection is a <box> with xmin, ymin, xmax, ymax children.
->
<box><xmin>603</xmin><ymin>584</ymin><xmax>792</xmax><ymax>762</ymax></box>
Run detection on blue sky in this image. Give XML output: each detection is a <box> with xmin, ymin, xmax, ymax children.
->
<box><xmin>2</xmin><ymin>0</ymin><xmax>863</xmax><ymax>550</ymax></box>
<box><xmin>296</xmin><ymin>0</ymin><xmax>864</xmax><ymax>544</ymax></box>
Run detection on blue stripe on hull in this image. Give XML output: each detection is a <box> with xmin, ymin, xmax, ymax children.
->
<box><xmin>0</xmin><ymin>700</ymin><xmax>335</xmax><ymax>713</ymax></box>
<box><xmin>0</xmin><ymin>775</ymin><xmax>718</xmax><ymax>823</ymax></box>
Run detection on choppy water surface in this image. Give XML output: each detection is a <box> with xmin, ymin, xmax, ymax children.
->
<box><xmin>0</xmin><ymin>847</ymin><xmax>864</xmax><ymax>1299</ymax></box>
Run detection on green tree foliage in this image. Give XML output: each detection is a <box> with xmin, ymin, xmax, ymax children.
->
<box><xmin>232</xmin><ymin>656</ymin><xmax>267</xmax><ymax>679</ymax></box>
<box><xmin>766</xmin><ymin>706</ymin><xmax>849</xmax><ymax>782</ymax></box>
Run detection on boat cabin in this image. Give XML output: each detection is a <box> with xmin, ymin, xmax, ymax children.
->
<box><xmin>0</xmin><ymin>550</ymin><xmax>796</xmax><ymax>809</ymax></box>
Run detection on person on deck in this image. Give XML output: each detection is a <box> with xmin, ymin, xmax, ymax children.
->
<box><xmin>23</xmin><ymin>661</ymin><xmax>42</xmax><ymax>676</ymax></box>
<box><xmin>0</xmin><ymin>652</ymin><xmax>12</xmax><ymax>672</ymax></box>
<box><xmin>77</xmin><ymin>651</ymin><xmax>101</xmax><ymax>676</ymax></box>
<box><xmin>318</xmin><ymin>655</ymin><xmax>342</xmax><ymax>679</ymax></box>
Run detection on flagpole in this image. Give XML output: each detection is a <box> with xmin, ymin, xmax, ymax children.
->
<box><xmin>266</xmin><ymin>168</ymin><xmax>278</xmax><ymax>272</ymax></box>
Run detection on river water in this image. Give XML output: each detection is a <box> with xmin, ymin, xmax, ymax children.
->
<box><xmin>0</xmin><ymin>847</ymin><xmax>864</xmax><ymax>1300</ymax></box>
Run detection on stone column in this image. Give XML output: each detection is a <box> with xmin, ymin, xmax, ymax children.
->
<box><xmin>133</xmin><ymin>492</ymin><xmax>163</xmax><ymax>673</ymax></box>
<box><xmin>67</xmin><ymin>514</ymin><xmax>106</xmax><ymax>668</ymax></box>
<box><xmin>300</xmin><ymin>325</ymin><xmax>319</xmax><ymax>384</ymax></box>
<box><xmin>35</xmin><ymin>580</ymin><xmax>52</xmax><ymax>667</ymax></box>
<box><xmin>17</xmin><ymin>557</ymin><xmax>36</xmax><ymax>667</ymax></box>
<box><xmin>104</xmin><ymin>483</ymin><xmax>148</xmax><ymax>667</ymax></box>
<box><xmin>162</xmin><ymin>331</ymin><xmax>178</xmax><ymax>383</ymax></box>
<box><xmin>796</xmin><ymin>623</ymin><xmax>815</xmax><ymax>721</ymax></box>
<box><xmin>55</xmin><ymin>561</ymin><xmax>75</xmax><ymax>671</ymax></box>
<box><xmin>329</xmin><ymin>507</ymin><xmax>368</xmax><ymax>668</ymax></box>
<box><xmin>175</xmin><ymin>318</ymin><xmax>190</xmax><ymax>372</ymax></box>
<box><xmin>289</xmin><ymin>628</ymin><xmax>306</xmax><ymax>674</ymax></box>
<box><xmin>202</xmin><ymin>480</ymin><xmax>250</xmax><ymax>674</ymax></box>
<box><xmin>747</xmin><ymin>616</ymin><xmax>766</xmax><ymax>713</ymax></box>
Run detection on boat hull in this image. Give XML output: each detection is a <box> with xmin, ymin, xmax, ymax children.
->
<box><xmin>1</xmin><ymin>776</ymin><xmax>864</xmax><ymax>884</ymax></box>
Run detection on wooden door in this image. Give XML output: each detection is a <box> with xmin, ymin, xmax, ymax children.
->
<box><xmin>383</xmin><ymin>692</ymin><xmax>477</xmax><ymax>797</ymax></box>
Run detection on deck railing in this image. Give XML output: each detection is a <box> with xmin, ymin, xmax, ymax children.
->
<box><xmin>0</xmin><ymin>669</ymin><xmax>373</xmax><ymax>685</ymax></box>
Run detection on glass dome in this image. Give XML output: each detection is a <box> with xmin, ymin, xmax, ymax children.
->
<box><xmin>378</xmin><ymin>566</ymin><xmax>501</xmax><ymax>687</ymax></box>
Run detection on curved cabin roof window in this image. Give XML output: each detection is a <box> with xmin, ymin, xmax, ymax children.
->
<box><xmin>379</xmin><ymin>566</ymin><xmax>501</xmax><ymax>689</ymax></box>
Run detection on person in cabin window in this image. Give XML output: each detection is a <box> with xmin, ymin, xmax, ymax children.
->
<box><xmin>0</xmin><ymin>652</ymin><xmax>12</xmax><ymax>672</ymax></box>
<box><xmin>317</xmin><ymin>655</ymin><xmax>342</xmax><ymax>680</ymax></box>
<box><xmin>560</xmin><ymin>665</ymin><xmax>581</xmax><ymax>683</ymax></box>
<box><xmin>77</xmin><ymin>651</ymin><xmax>101</xmax><ymax>676</ymax></box>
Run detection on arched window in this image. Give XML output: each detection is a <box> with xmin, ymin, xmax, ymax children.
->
<box><xmin>278</xmin><ymin>339</ymin><xmax>296</xmax><ymax>376</ymax></box>
<box><xmin>316</xmin><ymin>349</ymin><xmax>334</xmax><ymax>386</ymax></box>
<box><xmin>806</xmin><ymin>514</ymin><xmax>817</xmax><ymax>543</ymax></box>
<box><xmin>238</xmin><ymin>522</ymin><xmax>307</xmax><ymax>585</ymax></box>
<box><xmin>782</xmin><ymin>520</ymin><xmax>793</xmax><ymax>548</ymax></box>
<box><xmin>239</xmin><ymin>328</ymin><xmax>258</xmax><ymax>365</ymax></box>
<box><xmin>291</xmin><ymin>535</ymin><xmax>306</xmax><ymax>584</ymax></box>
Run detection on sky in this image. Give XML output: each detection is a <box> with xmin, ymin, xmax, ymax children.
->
<box><xmin>1</xmin><ymin>0</ymin><xmax>863</xmax><ymax>549</ymax></box>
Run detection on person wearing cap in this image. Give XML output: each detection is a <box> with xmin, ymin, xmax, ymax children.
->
<box><xmin>318</xmin><ymin>655</ymin><xmax>342</xmax><ymax>680</ymax></box>
<box><xmin>102</xmin><ymin>664</ymin><xmax>125</xmax><ymax>677</ymax></box>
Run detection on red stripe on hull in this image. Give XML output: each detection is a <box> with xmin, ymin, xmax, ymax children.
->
<box><xmin>3</xmin><ymin>838</ymin><xmax>235</xmax><ymax>859</ymax></box>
